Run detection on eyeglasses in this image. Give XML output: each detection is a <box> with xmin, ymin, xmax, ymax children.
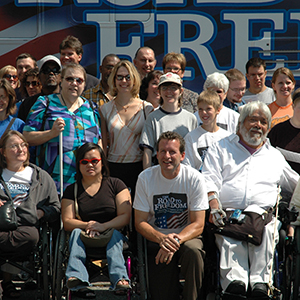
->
<box><xmin>7</xmin><ymin>142</ymin><xmax>28</xmax><ymax>151</ymax></box>
<box><xmin>64</xmin><ymin>77</ymin><xmax>85</xmax><ymax>85</ymax></box>
<box><xmin>116</xmin><ymin>74</ymin><xmax>131</xmax><ymax>81</ymax></box>
<box><xmin>229</xmin><ymin>87</ymin><xmax>246</xmax><ymax>93</ymax></box>
<box><xmin>25</xmin><ymin>81</ymin><xmax>40</xmax><ymax>87</ymax></box>
<box><xmin>161</xmin><ymin>85</ymin><xmax>179</xmax><ymax>92</ymax></box>
<box><xmin>41</xmin><ymin>68</ymin><xmax>60</xmax><ymax>75</ymax></box>
<box><xmin>165</xmin><ymin>67</ymin><xmax>182</xmax><ymax>74</ymax></box>
<box><xmin>79</xmin><ymin>158</ymin><xmax>101</xmax><ymax>165</ymax></box>
<box><xmin>3</xmin><ymin>74</ymin><xmax>18</xmax><ymax>81</ymax></box>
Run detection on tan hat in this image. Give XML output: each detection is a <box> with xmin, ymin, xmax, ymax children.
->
<box><xmin>158</xmin><ymin>72</ymin><xmax>182</xmax><ymax>87</ymax></box>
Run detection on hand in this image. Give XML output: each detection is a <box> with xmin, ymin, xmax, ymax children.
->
<box><xmin>37</xmin><ymin>209</ymin><xmax>45</xmax><ymax>220</ymax></box>
<box><xmin>159</xmin><ymin>234</ymin><xmax>180</xmax><ymax>253</ymax></box>
<box><xmin>0</xmin><ymin>200</ymin><xmax>6</xmax><ymax>207</ymax></box>
<box><xmin>210</xmin><ymin>208</ymin><xmax>226</xmax><ymax>227</ymax></box>
<box><xmin>155</xmin><ymin>248</ymin><xmax>175</xmax><ymax>265</ymax></box>
<box><xmin>85</xmin><ymin>220</ymin><xmax>106</xmax><ymax>234</ymax></box>
<box><xmin>51</xmin><ymin>117</ymin><xmax>65</xmax><ymax>137</ymax></box>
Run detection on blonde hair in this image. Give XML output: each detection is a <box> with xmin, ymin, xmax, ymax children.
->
<box><xmin>197</xmin><ymin>90</ymin><xmax>221</xmax><ymax>110</ymax></box>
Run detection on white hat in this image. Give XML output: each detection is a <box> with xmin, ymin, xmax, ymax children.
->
<box><xmin>158</xmin><ymin>72</ymin><xmax>182</xmax><ymax>87</ymax></box>
<box><xmin>37</xmin><ymin>55</ymin><xmax>62</xmax><ymax>71</ymax></box>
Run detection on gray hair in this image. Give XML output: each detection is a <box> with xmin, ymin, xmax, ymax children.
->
<box><xmin>237</xmin><ymin>101</ymin><xmax>272</xmax><ymax>132</ymax></box>
<box><xmin>203</xmin><ymin>72</ymin><xmax>229</xmax><ymax>93</ymax></box>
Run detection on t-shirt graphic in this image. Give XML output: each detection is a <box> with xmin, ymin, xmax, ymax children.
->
<box><xmin>153</xmin><ymin>193</ymin><xmax>188</xmax><ymax>229</ymax></box>
<box><xmin>217</xmin><ymin>122</ymin><xmax>227</xmax><ymax>130</ymax></box>
<box><xmin>197</xmin><ymin>146</ymin><xmax>209</xmax><ymax>171</ymax></box>
<box><xmin>0</xmin><ymin>182</ymin><xmax>30</xmax><ymax>208</ymax></box>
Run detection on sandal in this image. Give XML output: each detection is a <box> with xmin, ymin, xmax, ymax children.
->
<box><xmin>71</xmin><ymin>287</ymin><xmax>96</xmax><ymax>299</ymax></box>
<box><xmin>2</xmin><ymin>280</ymin><xmax>21</xmax><ymax>299</ymax></box>
<box><xmin>116</xmin><ymin>279</ymin><xmax>131</xmax><ymax>290</ymax></box>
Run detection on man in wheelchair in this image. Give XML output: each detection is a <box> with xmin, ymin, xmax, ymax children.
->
<box><xmin>202</xmin><ymin>101</ymin><xmax>299</xmax><ymax>299</ymax></box>
<box><xmin>134</xmin><ymin>131</ymin><xmax>208</xmax><ymax>300</ymax></box>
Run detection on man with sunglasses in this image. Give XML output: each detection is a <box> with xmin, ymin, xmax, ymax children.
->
<box><xmin>18</xmin><ymin>55</ymin><xmax>62</xmax><ymax>122</ymax></box>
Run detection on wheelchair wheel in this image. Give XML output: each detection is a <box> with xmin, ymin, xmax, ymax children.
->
<box><xmin>293</xmin><ymin>226</ymin><xmax>300</xmax><ymax>300</ymax></box>
<box><xmin>52</xmin><ymin>228</ymin><xmax>68</xmax><ymax>300</ymax></box>
<box><xmin>137</xmin><ymin>233</ymin><xmax>148</xmax><ymax>300</ymax></box>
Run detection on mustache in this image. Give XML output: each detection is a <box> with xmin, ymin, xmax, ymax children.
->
<box><xmin>249</xmin><ymin>127</ymin><xmax>263</xmax><ymax>135</ymax></box>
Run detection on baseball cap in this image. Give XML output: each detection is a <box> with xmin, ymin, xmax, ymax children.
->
<box><xmin>37</xmin><ymin>55</ymin><xmax>62</xmax><ymax>71</ymax></box>
<box><xmin>158</xmin><ymin>72</ymin><xmax>182</xmax><ymax>87</ymax></box>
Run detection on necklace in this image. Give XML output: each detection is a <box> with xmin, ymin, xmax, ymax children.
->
<box><xmin>61</xmin><ymin>94</ymin><xmax>81</xmax><ymax>110</ymax></box>
<box><xmin>115</xmin><ymin>99</ymin><xmax>132</xmax><ymax>112</ymax></box>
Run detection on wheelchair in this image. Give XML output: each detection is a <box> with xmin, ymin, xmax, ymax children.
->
<box><xmin>0</xmin><ymin>221</ymin><xmax>53</xmax><ymax>300</ymax></box>
<box><xmin>52</xmin><ymin>227</ymin><xmax>140</xmax><ymax>300</ymax></box>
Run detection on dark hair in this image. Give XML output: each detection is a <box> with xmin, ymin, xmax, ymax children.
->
<box><xmin>59</xmin><ymin>35</ymin><xmax>83</xmax><ymax>56</ymax></box>
<box><xmin>140</xmin><ymin>70</ymin><xmax>163</xmax><ymax>100</ymax></box>
<box><xmin>75</xmin><ymin>143</ymin><xmax>109</xmax><ymax>182</ymax></box>
<box><xmin>0</xmin><ymin>131</ymin><xmax>29</xmax><ymax>169</ymax></box>
<box><xmin>0</xmin><ymin>78</ymin><xmax>17</xmax><ymax>116</ymax></box>
<box><xmin>15</xmin><ymin>53</ymin><xmax>37</xmax><ymax>67</ymax></box>
<box><xmin>246</xmin><ymin>57</ymin><xmax>266</xmax><ymax>73</ymax></box>
<box><xmin>20</xmin><ymin>67</ymin><xmax>40</xmax><ymax>98</ymax></box>
<box><xmin>156</xmin><ymin>131</ymin><xmax>185</xmax><ymax>154</ymax></box>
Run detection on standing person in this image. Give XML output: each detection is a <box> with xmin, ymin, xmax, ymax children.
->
<box><xmin>0</xmin><ymin>65</ymin><xmax>19</xmax><ymax>90</ymax></box>
<box><xmin>83</xmin><ymin>54</ymin><xmax>120</xmax><ymax>106</ymax></box>
<box><xmin>62</xmin><ymin>143</ymin><xmax>131</xmax><ymax>298</ymax></box>
<box><xmin>18</xmin><ymin>55</ymin><xmax>62</xmax><ymax>122</ymax></box>
<box><xmin>140</xmin><ymin>72</ymin><xmax>197</xmax><ymax>169</ymax></box>
<box><xmin>133</xmin><ymin>47</ymin><xmax>157</xmax><ymax>80</ymax></box>
<box><xmin>19</xmin><ymin>68</ymin><xmax>42</xmax><ymax>99</ymax></box>
<box><xmin>59</xmin><ymin>35</ymin><xmax>99</xmax><ymax>91</ymax></box>
<box><xmin>243</xmin><ymin>57</ymin><xmax>275</xmax><ymax>104</ymax></box>
<box><xmin>140</xmin><ymin>70</ymin><xmax>163</xmax><ymax>109</ymax></box>
<box><xmin>134</xmin><ymin>131</ymin><xmax>208</xmax><ymax>300</ymax></box>
<box><xmin>99</xmin><ymin>60</ymin><xmax>153</xmax><ymax>197</ymax></box>
<box><xmin>183</xmin><ymin>90</ymin><xmax>230</xmax><ymax>171</ymax></box>
<box><xmin>195</xmin><ymin>72</ymin><xmax>239</xmax><ymax>134</ymax></box>
<box><xmin>162</xmin><ymin>52</ymin><xmax>198</xmax><ymax>113</ymax></box>
<box><xmin>268</xmin><ymin>67</ymin><xmax>295</xmax><ymax>128</ymax></box>
<box><xmin>23</xmin><ymin>63</ymin><xmax>101</xmax><ymax>193</ymax></box>
<box><xmin>202</xmin><ymin>101</ymin><xmax>299</xmax><ymax>299</ymax></box>
<box><xmin>223</xmin><ymin>68</ymin><xmax>246</xmax><ymax>112</ymax></box>
<box><xmin>0</xmin><ymin>79</ymin><xmax>24</xmax><ymax>137</ymax></box>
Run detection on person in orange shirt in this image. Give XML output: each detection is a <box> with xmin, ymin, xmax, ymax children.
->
<box><xmin>268</xmin><ymin>67</ymin><xmax>295</xmax><ymax>128</ymax></box>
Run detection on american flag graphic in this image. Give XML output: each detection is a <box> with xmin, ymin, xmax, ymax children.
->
<box><xmin>155</xmin><ymin>210</ymin><xmax>188</xmax><ymax>229</ymax></box>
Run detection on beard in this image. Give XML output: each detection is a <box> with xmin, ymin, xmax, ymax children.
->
<box><xmin>239</xmin><ymin>123</ymin><xmax>267</xmax><ymax>147</ymax></box>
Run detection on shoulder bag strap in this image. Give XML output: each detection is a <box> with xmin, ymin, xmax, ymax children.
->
<box><xmin>2</xmin><ymin>118</ymin><xmax>15</xmax><ymax>138</ymax></box>
<box><xmin>0</xmin><ymin>175</ymin><xmax>13</xmax><ymax>203</ymax></box>
<box><xmin>142</xmin><ymin>100</ymin><xmax>146</xmax><ymax>120</ymax></box>
<box><xmin>74</xmin><ymin>182</ymin><xmax>82</xmax><ymax>220</ymax></box>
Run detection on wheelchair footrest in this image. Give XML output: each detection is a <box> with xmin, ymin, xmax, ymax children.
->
<box><xmin>222</xmin><ymin>292</ymin><xmax>247</xmax><ymax>300</ymax></box>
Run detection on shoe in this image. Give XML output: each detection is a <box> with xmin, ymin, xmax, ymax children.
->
<box><xmin>252</xmin><ymin>283</ymin><xmax>269</xmax><ymax>298</ymax></box>
<box><xmin>225</xmin><ymin>280</ymin><xmax>246</xmax><ymax>296</ymax></box>
<box><xmin>2</xmin><ymin>280</ymin><xmax>21</xmax><ymax>299</ymax></box>
<box><xmin>115</xmin><ymin>279</ymin><xmax>131</xmax><ymax>290</ymax></box>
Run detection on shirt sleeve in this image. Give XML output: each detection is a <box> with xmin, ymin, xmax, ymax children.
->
<box><xmin>133</xmin><ymin>173</ymin><xmax>151</xmax><ymax>213</ymax></box>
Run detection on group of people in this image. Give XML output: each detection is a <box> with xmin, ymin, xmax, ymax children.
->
<box><xmin>0</xmin><ymin>34</ymin><xmax>299</xmax><ymax>300</ymax></box>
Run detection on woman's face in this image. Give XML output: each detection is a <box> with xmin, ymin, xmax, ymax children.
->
<box><xmin>208</xmin><ymin>86</ymin><xmax>227</xmax><ymax>103</ymax></box>
<box><xmin>0</xmin><ymin>88</ymin><xmax>9</xmax><ymax>115</ymax></box>
<box><xmin>61</xmin><ymin>68</ymin><xmax>85</xmax><ymax>99</ymax></box>
<box><xmin>272</xmin><ymin>73</ymin><xmax>295</xmax><ymax>99</ymax></box>
<box><xmin>79</xmin><ymin>149</ymin><xmax>102</xmax><ymax>179</ymax></box>
<box><xmin>4</xmin><ymin>72</ymin><xmax>18</xmax><ymax>89</ymax></box>
<box><xmin>147</xmin><ymin>77</ymin><xmax>160</xmax><ymax>101</ymax></box>
<box><xmin>115</xmin><ymin>66</ymin><xmax>133</xmax><ymax>94</ymax></box>
<box><xmin>2</xmin><ymin>135</ymin><xmax>28</xmax><ymax>166</ymax></box>
<box><xmin>159</xmin><ymin>83</ymin><xmax>182</xmax><ymax>105</ymax></box>
<box><xmin>25</xmin><ymin>75</ymin><xmax>42</xmax><ymax>97</ymax></box>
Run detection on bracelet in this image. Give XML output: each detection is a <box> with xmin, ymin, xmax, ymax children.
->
<box><xmin>208</xmin><ymin>192</ymin><xmax>218</xmax><ymax>202</ymax></box>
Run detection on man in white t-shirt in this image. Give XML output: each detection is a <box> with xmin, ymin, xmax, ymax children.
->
<box><xmin>134</xmin><ymin>131</ymin><xmax>208</xmax><ymax>300</ymax></box>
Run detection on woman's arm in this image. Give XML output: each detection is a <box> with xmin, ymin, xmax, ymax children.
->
<box><xmin>85</xmin><ymin>188</ymin><xmax>132</xmax><ymax>233</ymax></box>
<box><xmin>99</xmin><ymin>109</ymin><xmax>109</xmax><ymax>156</ymax></box>
<box><xmin>61</xmin><ymin>198</ymin><xmax>88</xmax><ymax>232</ymax></box>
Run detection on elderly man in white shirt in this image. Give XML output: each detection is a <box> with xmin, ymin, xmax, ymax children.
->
<box><xmin>202</xmin><ymin>101</ymin><xmax>299</xmax><ymax>299</ymax></box>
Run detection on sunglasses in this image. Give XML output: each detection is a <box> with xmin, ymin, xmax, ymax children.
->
<box><xmin>79</xmin><ymin>158</ymin><xmax>101</xmax><ymax>165</ymax></box>
<box><xmin>4</xmin><ymin>74</ymin><xmax>18</xmax><ymax>81</ymax></box>
<box><xmin>41</xmin><ymin>68</ymin><xmax>60</xmax><ymax>75</ymax></box>
<box><xmin>116</xmin><ymin>74</ymin><xmax>131</xmax><ymax>81</ymax></box>
<box><xmin>64</xmin><ymin>77</ymin><xmax>84</xmax><ymax>85</ymax></box>
<box><xmin>25</xmin><ymin>81</ymin><xmax>40</xmax><ymax>87</ymax></box>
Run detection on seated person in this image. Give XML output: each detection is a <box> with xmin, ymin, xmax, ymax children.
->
<box><xmin>202</xmin><ymin>101</ymin><xmax>299</xmax><ymax>299</ymax></box>
<box><xmin>61</xmin><ymin>142</ymin><xmax>132</xmax><ymax>299</ymax></box>
<box><xmin>134</xmin><ymin>131</ymin><xmax>208</xmax><ymax>300</ymax></box>
<box><xmin>183</xmin><ymin>90</ymin><xmax>230</xmax><ymax>171</ymax></box>
<box><xmin>0</xmin><ymin>131</ymin><xmax>60</xmax><ymax>298</ymax></box>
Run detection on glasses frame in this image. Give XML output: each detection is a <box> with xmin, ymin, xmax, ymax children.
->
<box><xmin>79</xmin><ymin>158</ymin><xmax>102</xmax><ymax>165</ymax></box>
<box><xmin>64</xmin><ymin>77</ymin><xmax>85</xmax><ymax>85</ymax></box>
<box><xmin>116</xmin><ymin>74</ymin><xmax>131</xmax><ymax>81</ymax></box>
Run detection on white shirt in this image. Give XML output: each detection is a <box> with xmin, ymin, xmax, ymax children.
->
<box><xmin>194</xmin><ymin>106</ymin><xmax>239</xmax><ymax>134</ymax></box>
<box><xmin>183</xmin><ymin>126</ymin><xmax>231</xmax><ymax>170</ymax></box>
<box><xmin>202</xmin><ymin>134</ymin><xmax>299</xmax><ymax>210</ymax></box>
<box><xmin>133</xmin><ymin>164</ymin><xmax>208</xmax><ymax>235</ymax></box>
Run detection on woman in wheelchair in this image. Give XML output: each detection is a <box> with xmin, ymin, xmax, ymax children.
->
<box><xmin>61</xmin><ymin>142</ymin><xmax>132</xmax><ymax>299</ymax></box>
<box><xmin>0</xmin><ymin>130</ymin><xmax>60</xmax><ymax>298</ymax></box>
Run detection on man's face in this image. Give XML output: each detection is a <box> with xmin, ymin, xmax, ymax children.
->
<box><xmin>227</xmin><ymin>79</ymin><xmax>246</xmax><ymax>103</ymax></box>
<box><xmin>39</xmin><ymin>62</ymin><xmax>61</xmax><ymax>89</ymax></box>
<box><xmin>133</xmin><ymin>48</ymin><xmax>156</xmax><ymax>78</ymax></box>
<box><xmin>157</xmin><ymin>138</ymin><xmax>185</xmax><ymax>179</ymax></box>
<box><xmin>239</xmin><ymin>109</ymin><xmax>269</xmax><ymax>148</ymax></box>
<box><xmin>163</xmin><ymin>60</ymin><xmax>184</xmax><ymax>78</ymax></box>
<box><xmin>100</xmin><ymin>56</ymin><xmax>120</xmax><ymax>83</ymax></box>
<box><xmin>16</xmin><ymin>57</ymin><xmax>35</xmax><ymax>79</ymax></box>
<box><xmin>246</xmin><ymin>65</ymin><xmax>267</xmax><ymax>91</ymax></box>
<box><xmin>60</xmin><ymin>48</ymin><xmax>82</xmax><ymax>65</ymax></box>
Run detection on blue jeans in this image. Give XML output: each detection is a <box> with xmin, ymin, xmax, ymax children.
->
<box><xmin>66</xmin><ymin>228</ymin><xmax>130</xmax><ymax>290</ymax></box>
